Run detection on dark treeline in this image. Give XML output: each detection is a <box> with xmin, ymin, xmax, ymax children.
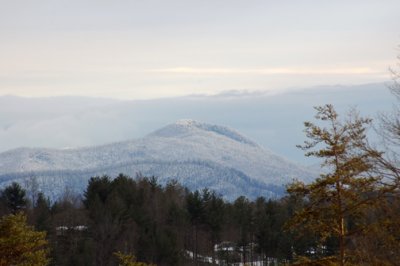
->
<box><xmin>2</xmin><ymin>173</ymin><xmax>399</xmax><ymax>265</ymax></box>
<box><xmin>0</xmin><ymin>175</ymin><xmax>322</xmax><ymax>266</ymax></box>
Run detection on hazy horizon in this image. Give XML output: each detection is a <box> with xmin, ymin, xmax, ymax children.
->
<box><xmin>0</xmin><ymin>81</ymin><xmax>393</xmax><ymax>101</ymax></box>
<box><xmin>0</xmin><ymin>83</ymin><xmax>393</xmax><ymax>164</ymax></box>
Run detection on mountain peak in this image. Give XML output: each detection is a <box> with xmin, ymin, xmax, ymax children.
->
<box><xmin>175</xmin><ymin>119</ymin><xmax>199</xmax><ymax>126</ymax></box>
<box><xmin>0</xmin><ymin>119</ymin><xmax>315</xmax><ymax>201</ymax></box>
<box><xmin>148</xmin><ymin>119</ymin><xmax>258</xmax><ymax>147</ymax></box>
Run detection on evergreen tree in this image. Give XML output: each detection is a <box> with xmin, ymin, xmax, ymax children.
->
<box><xmin>186</xmin><ymin>190</ymin><xmax>204</xmax><ymax>264</ymax></box>
<box><xmin>287</xmin><ymin>104</ymin><xmax>383</xmax><ymax>265</ymax></box>
<box><xmin>203</xmin><ymin>191</ymin><xmax>225</xmax><ymax>264</ymax></box>
<box><xmin>254</xmin><ymin>198</ymin><xmax>293</xmax><ymax>260</ymax></box>
<box><xmin>1</xmin><ymin>182</ymin><xmax>27</xmax><ymax>214</ymax></box>
<box><xmin>33</xmin><ymin>192</ymin><xmax>51</xmax><ymax>231</ymax></box>
<box><xmin>232</xmin><ymin>196</ymin><xmax>253</xmax><ymax>264</ymax></box>
<box><xmin>0</xmin><ymin>212</ymin><xmax>49</xmax><ymax>266</ymax></box>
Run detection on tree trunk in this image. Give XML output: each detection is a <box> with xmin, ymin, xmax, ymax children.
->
<box><xmin>339</xmin><ymin>216</ymin><xmax>345</xmax><ymax>266</ymax></box>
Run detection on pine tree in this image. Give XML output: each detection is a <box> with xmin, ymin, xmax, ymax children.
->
<box><xmin>286</xmin><ymin>104</ymin><xmax>383</xmax><ymax>265</ymax></box>
<box><xmin>186</xmin><ymin>190</ymin><xmax>204</xmax><ymax>265</ymax></box>
<box><xmin>1</xmin><ymin>182</ymin><xmax>27</xmax><ymax>214</ymax></box>
<box><xmin>33</xmin><ymin>192</ymin><xmax>51</xmax><ymax>231</ymax></box>
<box><xmin>233</xmin><ymin>196</ymin><xmax>253</xmax><ymax>265</ymax></box>
<box><xmin>203</xmin><ymin>191</ymin><xmax>225</xmax><ymax>264</ymax></box>
<box><xmin>0</xmin><ymin>212</ymin><xmax>49</xmax><ymax>266</ymax></box>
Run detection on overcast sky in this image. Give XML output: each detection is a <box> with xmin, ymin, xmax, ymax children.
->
<box><xmin>0</xmin><ymin>0</ymin><xmax>399</xmax><ymax>99</ymax></box>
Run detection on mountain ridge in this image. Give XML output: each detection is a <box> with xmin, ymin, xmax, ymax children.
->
<box><xmin>147</xmin><ymin>119</ymin><xmax>259</xmax><ymax>147</ymax></box>
<box><xmin>0</xmin><ymin>83</ymin><xmax>392</xmax><ymax>164</ymax></box>
<box><xmin>0</xmin><ymin>120</ymin><xmax>315</xmax><ymax>200</ymax></box>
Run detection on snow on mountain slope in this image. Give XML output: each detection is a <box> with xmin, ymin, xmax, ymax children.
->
<box><xmin>144</xmin><ymin>119</ymin><xmax>313</xmax><ymax>184</ymax></box>
<box><xmin>0</xmin><ymin>120</ymin><xmax>316</xmax><ymax>200</ymax></box>
<box><xmin>149</xmin><ymin>119</ymin><xmax>259</xmax><ymax>147</ymax></box>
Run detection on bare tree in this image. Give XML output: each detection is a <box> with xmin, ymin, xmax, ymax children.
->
<box><xmin>376</xmin><ymin>48</ymin><xmax>400</xmax><ymax>185</ymax></box>
<box><xmin>24</xmin><ymin>175</ymin><xmax>39</xmax><ymax>208</ymax></box>
<box><xmin>352</xmin><ymin>47</ymin><xmax>400</xmax><ymax>265</ymax></box>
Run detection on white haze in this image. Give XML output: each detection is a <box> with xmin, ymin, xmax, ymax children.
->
<box><xmin>0</xmin><ymin>83</ymin><xmax>394</xmax><ymax>164</ymax></box>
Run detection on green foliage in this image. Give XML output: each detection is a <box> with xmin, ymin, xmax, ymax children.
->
<box><xmin>255</xmin><ymin>198</ymin><xmax>291</xmax><ymax>259</ymax></box>
<box><xmin>233</xmin><ymin>196</ymin><xmax>253</xmax><ymax>247</ymax></box>
<box><xmin>186</xmin><ymin>190</ymin><xmax>204</xmax><ymax>224</ymax></box>
<box><xmin>204</xmin><ymin>191</ymin><xmax>225</xmax><ymax>239</ymax></box>
<box><xmin>0</xmin><ymin>175</ymin><xmax>359</xmax><ymax>265</ymax></box>
<box><xmin>1</xmin><ymin>182</ymin><xmax>27</xmax><ymax>214</ymax></box>
<box><xmin>33</xmin><ymin>192</ymin><xmax>51</xmax><ymax>231</ymax></box>
<box><xmin>0</xmin><ymin>212</ymin><xmax>49</xmax><ymax>266</ymax></box>
<box><xmin>82</xmin><ymin>174</ymin><xmax>185</xmax><ymax>265</ymax></box>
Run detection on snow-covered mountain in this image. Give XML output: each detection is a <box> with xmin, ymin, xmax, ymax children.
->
<box><xmin>0</xmin><ymin>120</ymin><xmax>315</xmax><ymax>200</ymax></box>
<box><xmin>0</xmin><ymin>83</ymin><xmax>393</xmax><ymax>164</ymax></box>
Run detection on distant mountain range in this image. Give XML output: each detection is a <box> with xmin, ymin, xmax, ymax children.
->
<box><xmin>0</xmin><ymin>83</ymin><xmax>394</xmax><ymax>164</ymax></box>
<box><xmin>0</xmin><ymin>120</ymin><xmax>315</xmax><ymax>201</ymax></box>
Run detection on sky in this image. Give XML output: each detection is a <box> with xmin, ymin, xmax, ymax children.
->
<box><xmin>0</xmin><ymin>0</ymin><xmax>399</xmax><ymax>100</ymax></box>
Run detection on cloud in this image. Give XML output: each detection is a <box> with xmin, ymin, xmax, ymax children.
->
<box><xmin>147</xmin><ymin>67</ymin><xmax>383</xmax><ymax>75</ymax></box>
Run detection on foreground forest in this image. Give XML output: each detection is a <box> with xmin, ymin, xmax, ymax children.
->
<box><xmin>1</xmin><ymin>167</ymin><xmax>399</xmax><ymax>266</ymax></box>
<box><xmin>1</xmin><ymin>176</ymin><xmax>312</xmax><ymax>265</ymax></box>
<box><xmin>1</xmin><ymin>65</ymin><xmax>400</xmax><ymax>266</ymax></box>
